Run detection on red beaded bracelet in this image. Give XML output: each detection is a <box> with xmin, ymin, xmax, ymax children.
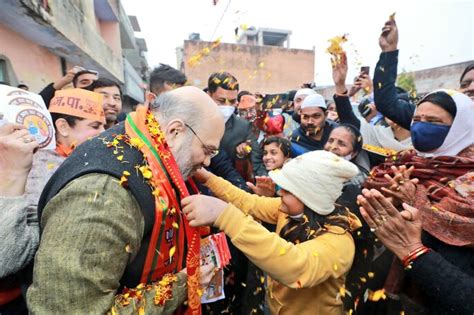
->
<box><xmin>402</xmin><ymin>245</ymin><xmax>432</xmax><ymax>270</ymax></box>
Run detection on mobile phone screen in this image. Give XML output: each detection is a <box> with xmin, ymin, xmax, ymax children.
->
<box><xmin>360</xmin><ymin>66</ymin><xmax>370</xmax><ymax>75</ymax></box>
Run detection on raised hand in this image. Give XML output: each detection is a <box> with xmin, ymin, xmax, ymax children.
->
<box><xmin>331</xmin><ymin>52</ymin><xmax>349</xmax><ymax>94</ymax></box>
<box><xmin>379</xmin><ymin>19</ymin><xmax>398</xmax><ymax>52</ymax></box>
<box><xmin>0</xmin><ymin>123</ymin><xmax>39</xmax><ymax>196</ymax></box>
<box><xmin>247</xmin><ymin>176</ymin><xmax>276</xmax><ymax>197</ymax></box>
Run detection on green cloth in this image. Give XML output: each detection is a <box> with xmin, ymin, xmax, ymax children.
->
<box><xmin>27</xmin><ymin>173</ymin><xmax>187</xmax><ymax>314</ymax></box>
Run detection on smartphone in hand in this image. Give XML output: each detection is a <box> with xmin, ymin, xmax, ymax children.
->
<box><xmin>360</xmin><ymin>66</ymin><xmax>370</xmax><ymax>76</ymax></box>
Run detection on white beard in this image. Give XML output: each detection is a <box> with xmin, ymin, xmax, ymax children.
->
<box><xmin>173</xmin><ymin>135</ymin><xmax>195</xmax><ymax>179</ymax></box>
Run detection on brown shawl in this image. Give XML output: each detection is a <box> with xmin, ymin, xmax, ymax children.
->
<box><xmin>365</xmin><ymin>145</ymin><xmax>474</xmax><ymax>248</ymax></box>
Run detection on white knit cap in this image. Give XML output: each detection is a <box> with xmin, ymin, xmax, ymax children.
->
<box><xmin>294</xmin><ymin>88</ymin><xmax>316</xmax><ymax>99</ymax></box>
<box><xmin>269</xmin><ymin>150</ymin><xmax>359</xmax><ymax>215</ymax></box>
<box><xmin>300</xmin><ymin>93</ymin><xmax>327</xmax><ymax>110</ymax></box>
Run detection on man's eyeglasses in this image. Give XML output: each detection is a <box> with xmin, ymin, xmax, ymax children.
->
<box><xmin>184</xmin><ymin>123</ymin><xmax>219</xmax><ymax>158</ymax></box>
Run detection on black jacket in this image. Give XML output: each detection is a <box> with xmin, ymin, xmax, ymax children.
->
<box><xmin>403</xmin><ymin>232</ymin><xmax>474</xmax><ymax>314</ymax></box>
<box><xmin>220</xmin><ymin>114</ymin><xmax>267</xmax><ymax>176</ymax></box>
<box><xmin>373</xmin><ymin>50</ymin><xmax>415</xmax><ymax>130</ymax></box>
<box><xmin>37</xmin><ymin>122</ymin><xmax>187</xmax><ymax>289</ymax></box>
<box><xmin>38</xmin><ymin>83</ymin><xmax>57</xmax><ymax>108</ymax></box>
<box><xmin>204</xmin><ymin>150</ymin><xmax>250</xmax><ymax>193</ymax></box>
<box><xmin>290</xmin><ymin>120</ymin><xmax>337</xmax><ymax>155</ymax></box>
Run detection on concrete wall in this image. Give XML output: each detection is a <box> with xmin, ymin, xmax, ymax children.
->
<box><xmin>182</xmin><ymin>40</ymin><xmax>315</xmax><ymax>93</ymax></box>
<box><xmin>0</xmin><ymin>0</ymin><xmax>124</xmax><ymax>85</ymax></box>
<box><xmin>47</xmin><ymin>0</ymin><xmax>123</xmax><ymax>81</ymax></box>
<box><xmin>315</xmin><ymin>60</ymin><xmax>474</xmax><ymax>100</ymax></box>
<box><xmin>99</xmin><ymin>21</ymin><xmax>122</xmax><ymax>57</ymax></box>
<box><xmin>406</xmin><ymin>60</ymin><xmax>473</xmax><ymax>94</ymax></box>
<box><xmin>0</xmin><ymin>23</ymin><xmax>63</xmax><ymax>91</ymax></box>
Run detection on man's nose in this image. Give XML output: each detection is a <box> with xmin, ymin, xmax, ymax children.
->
<box><xmin>202</xmin><ymin>155</ymin><xmax>211</xmax><ymax>167</ymax></box>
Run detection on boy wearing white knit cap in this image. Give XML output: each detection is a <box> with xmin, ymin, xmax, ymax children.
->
<box><xmin>183</xmin><ymin>150</ymin><xmax>362</xmax><ymax>315</ymax></box>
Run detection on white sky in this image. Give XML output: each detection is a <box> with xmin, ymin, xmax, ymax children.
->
<box><xmin>122</xmin><ymin>0</ymin><xmax>474</xmax><ymax>87</ymax></box>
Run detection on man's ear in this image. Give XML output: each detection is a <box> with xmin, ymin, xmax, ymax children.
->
<box><xmin>54</xmin><ymin>118</ymin><xmax>70</xmax><ymax>137</ymax></box>
<box><xmin>164</xmin><ymin>119</ymin><xmax>186</xmax><ymax>148</ymax></box>
<box><xmin>144</xmin><ymin>91</ymin><xmax>156</xmax><ymax>107</ymax></box>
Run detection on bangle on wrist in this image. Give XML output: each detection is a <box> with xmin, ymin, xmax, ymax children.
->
<box><xmin>335</xmin><ymin>90</ymin><xmax>348</xmax><ymax>97</ymax></box>
<box><xmin>402</xmin><ymin>245</ymin><xmax>432</xmax><ymax>270</ymax></box>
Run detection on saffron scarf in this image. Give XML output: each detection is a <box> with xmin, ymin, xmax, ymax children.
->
<box><xmin>55</xmin><ymin>142</ymin><xmax>76</xmax><ymax>158</ymax></box>
<box><xmin>125</xmin><ymin>106</ymin><xmax>202</xmax><ymax>314</ymax></box>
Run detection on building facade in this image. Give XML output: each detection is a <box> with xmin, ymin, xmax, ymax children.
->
<box><xmin>178</xmin><ymin>28</ymin><xmax>315</xmax><ymax>94</ymax></box>
<box><xmin>0</xmin><ymin>0</ymin><xmax>149</xmax><ymax>110</ymax></box>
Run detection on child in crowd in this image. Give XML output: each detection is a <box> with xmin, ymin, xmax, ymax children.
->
<box><xmin>246</xmin><ymin>136</ymin><xmax>292</xmax><ymax>197</ymax></box>
<box><xmin>262</xmin><ymin>136</ymin><xmax>292</xmax><ymax>171</ymax></box>
<box><xmin>183</xmin><ymin>150</ymin><xmax>362</xmax><ymax>315</ymax></box>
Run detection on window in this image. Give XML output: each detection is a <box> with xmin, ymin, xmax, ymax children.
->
<box><xmin>0</xmin><ymin>59</ymin><xmax>7</xmax><ymax>83</ymax></box>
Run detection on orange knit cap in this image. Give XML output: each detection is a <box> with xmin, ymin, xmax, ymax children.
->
<box><xmin>49</xmin><ymin>88</ymin><xmax>105</xmax><ymax>123</ymax></box>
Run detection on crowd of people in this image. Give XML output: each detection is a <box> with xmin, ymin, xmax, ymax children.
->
<box><xmin>0</xmin><ymin>17</ymin><xmax>473</xmax><ymax>315</ymax></box>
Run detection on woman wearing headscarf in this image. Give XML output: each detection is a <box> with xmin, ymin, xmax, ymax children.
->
<box><xmin>360</xmin><ymin>89</ymin><xmax>474</xmax><ymax>314</ymax></box>
<box><xmin>324</xmin><ymin>124</ymin><xmax>367</xmax><ymax>186</ymax></box>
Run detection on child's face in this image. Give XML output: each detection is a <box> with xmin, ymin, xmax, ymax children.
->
<box><xmin>277</xmin><ymin>188</ymin><xmax>305</xmax><ymax>216</ymax></box>
<box><xmin>263</xmin><ymin>142</ymin><xmax>288</xmax><ymax>171</ymax></box>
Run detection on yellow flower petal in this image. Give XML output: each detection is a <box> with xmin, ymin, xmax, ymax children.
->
<box><xmin>339</xmin><ymin>285</ymin><xmax>346</xmax><ymax>298</ymax></box>
<box><xmin>169</xmin><ymin>246</ymin><xmax>176</xmax><ymax>258</ymax></box>
<box><xmin>369</xmin><ymin>289</ymin><xmax>387</xmax><ymax>301</ymax></box>
<box><xmin>139</xmin><ymin>166</ymin><xmax>153</xmax><ymax>180</ymax></box>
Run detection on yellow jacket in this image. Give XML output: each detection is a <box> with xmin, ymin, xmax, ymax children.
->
<box><xmin>206</xmin><ymin>174</ymin><xmax>360</xmax><ymax>315</ymax></box>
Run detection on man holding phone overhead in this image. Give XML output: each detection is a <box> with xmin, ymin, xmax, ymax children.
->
<box><xmin>39</xmin><ymin>65</ymin><xmax>99</xmax><ymax>109</ymax></box>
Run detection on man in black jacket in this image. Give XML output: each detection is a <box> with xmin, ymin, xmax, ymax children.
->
<box><xmin>207</xmin><ymin>72</ymin><xmax>267</xmax><ymax>179</ymax></box>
